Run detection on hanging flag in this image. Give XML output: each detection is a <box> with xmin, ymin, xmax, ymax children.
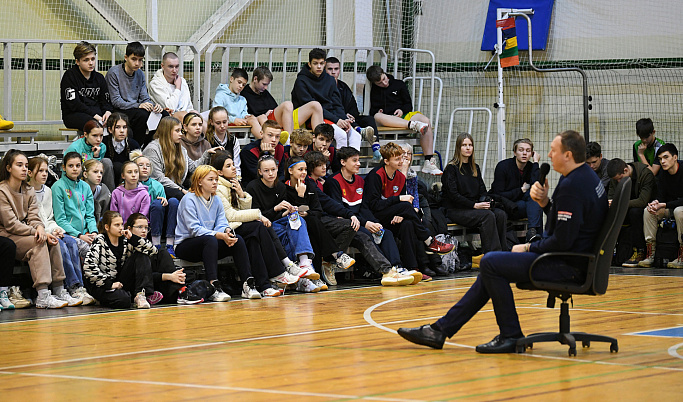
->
<box><xmin>497</xmin><ymin>18</ymin><xmax>519</xmax><ymax>68</ymax></box>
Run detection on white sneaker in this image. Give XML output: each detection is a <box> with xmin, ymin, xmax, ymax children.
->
<box><xmin>285</xmin><ymin>261</ymin><xmax>307</xmax><ymax>278</ymax></box>
<box><xmin>361</xmin><ymin>126</ymin><xmax>375</xmax><ymax>143</ymax></box>
<box><xmin>0</xmin><ymin>289</ymin><xmax>14</xmax><ymax>309</ymax></box>
<box><xmin>321</xmin><ymin>262</ymin><xmax>337</xmax><ymax>286</ymax></box>
<box><xmin>298</xmin><ymin>260</ymin><xmax>320</xmax><ymax>280</ymax></box>
<box><xmin>8</xmin><ymin>286</ymin><xmax>31</xmax><ymax>308</ymax></box>
<box><xmin>334</xmin><ymin>253</ymin><xmax>355</xmax><ymax>270</ymax></box>
<box><xmin>241</xmin><ymin>277</ymin><xmax>262</xmax><ymax>299</ymax></box>
<box><xmin>409</xmin><ymin>120</ymin><xmax>429</xmax><ymax>135</ymax></box>
<box><xmin>36</xmin><ymin>293</ymin><xmax>68</xmax><ymax>309</ymax></box>
<box><xmin>381</xmin><ymin>267</ymin><xmax>415</xmax><ymax>286</ymax></box>
<box><xmin>134</xmin><ymin>290</ymin><xmax>150</xmax><ymax>309</ymax></box>
<box><xmin>55</xmin><ymin>288</ymin><xmax>83</xmax><ymax>306</ymax></box>
<box><xmin>209</xmin><ymin>283</ymin><xmax>231</xmax><ymax>302</ymax></box>
<box><xmin>296</xmin><ymin>277</ymin><xmax>320</xmax><ymax>293</ymax></box>
<box><xmin>396</xmin><ymin>267</ymin><xmax>422</xmax><ymax>285</ymax></box>
<box><xmin>261</xmin><ymin>287</ymin><xmax>281</xmax><ymax>297</ymax></box>
<box><xmin>270</xmin><ymin>271</ymin><xmax>300</xmax><ymax>285</ymax></box>
<box><xmin>312</xmin><ymin>278</ymin><xmax>328</xmax><ymax>291</ymax></box>
<box><xmin>71</xmin><ymin>287</ymin><xmax>96</xmax><ymax>306</ymax></box>
<box><xmin>422</xmin><ymin>158</ymin><xmax>443</xmax><ymax>175</ymax></box>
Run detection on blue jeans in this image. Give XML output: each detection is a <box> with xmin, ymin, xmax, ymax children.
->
<box><xmin>60</xmin><ymin>234</ymin><xmax>83</xmax><ymax>288</ymax></box>
<box><xmin>435</xmin><ymin>251</ymin><xmax>584</xmax><ymax>339</ymax></box>
<box><xmin>149</xmin><ymin>197</ymin><xmax>179</xmax><ymax>239</ymax></box>
<box><xmin>514</xmin><ymin>193</ymin><xmax>543</xmax><ymax>229</ymax></box>
<box><xmin>272</xmin><ymin>216</ymin><xmax>314</xmax><ymax>261</ymax></box>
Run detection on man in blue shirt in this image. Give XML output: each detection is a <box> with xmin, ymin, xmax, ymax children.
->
<box><xmin>398</xmin><ymin>130</ymin><xmax>608</xmax><ymax>353</ymax></box>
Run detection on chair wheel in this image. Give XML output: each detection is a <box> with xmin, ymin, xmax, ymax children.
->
<box><xmin>582</xmin><ymin>341</ymin><xmax>590</xmax><ymax>348</ymax></box>
<box><xmin>568</xmin><ymin>347</ymin><xmax>577</xmax><ymax>356</ymax></box>
<box><xmin>610</xmin><ymin>343</ymin><xmax>619</xmax><ymax>353</ymax></box>
<box><xmin>516</xmin><ymin>344</ymin><xmax>526</xmax><ymax>354</ymax></box>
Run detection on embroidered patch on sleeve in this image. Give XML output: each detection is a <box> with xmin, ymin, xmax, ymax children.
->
<box><xmin>557</xmin><ymin>211</ymin><xmax>573</xmax><ymax>221</ymax></box>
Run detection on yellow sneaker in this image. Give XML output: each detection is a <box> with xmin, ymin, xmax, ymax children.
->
<box><xmin>279</xmin><ymin>130</ymin><xmax>289</xmax><ymax>145</ymax></box>
<box><xmin>0</xmin><ymin>114</ymin><xmax>14</xmax><ymax>130</ymax></box>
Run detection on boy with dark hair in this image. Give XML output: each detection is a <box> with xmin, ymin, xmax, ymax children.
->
<box><xmin>106</xmin><ymin>41</ymin><xmax>165</xmax><ymax>146</ymax></box>
<box><xmin>363</xmin><ymin>142</ymin><xmax>454</xmax><ymax>273</ymax></box>
<box><xmin>489</xmin><ymin>138</ymin><xmax>543</xmax><ymax>241</ymax></box>
<box><xmin>606</xmin><ymin>158</ymin><xmax>655</xmax><ymax>267</ymax></box>
<box><xmin>285</xmin><ymin>128</ymin><xmax>314</xmax><ymax>159</ymax></box>
<box><xmin>241</xmin><ymin>66</ymin><xmax>325</xmax><ymax>142</ymax></box>
<box><xmin>311</xmin><ymin>123</ymin><xmax>340</xmax><ymax>174</ymax></box>
<box><xmin>585</xmin><ymin>141</ymin><xmax>611</xmax><ymax>190</ymax></box>
<box><xmin>639</xmin><ymin>143</ymin><xmax>683</xmax><ymax>268</ymax></box>
<box><xmin>325</xmin><ymin>146</ymin><xmax>418</xmax><ymax>286</ymax></box>
<box><xmin>291</xmin><ymin>49</ymin><xmax>361</xmax><ymax>150</ymax></box>
<box><xmin>61</xmin><ymin>41</ymin><xmax>113</xmax><ymax>130</ymax></box>
<box><xmin>214</xmin><ymin>68</ymin><xmax>261</xmax><ymax>138</ymax></box>
<box><xmin>634</xmin><ymin>118</ymin><xmax>665</xmax><ymax>175</ymax></box>
<box><xmin>239</xmin><ymin>120</ymin><xmax>286</xmax><ymax>186</ymax></box>
<box><xmin>325</xmin><ymin>57</ymin><xmax>378</xmax><ymax>159</ymax></box>
<box><xmin>365</xmin><ymin>65</ymin><xmax>442</xmax><ymax>175</ymax></box>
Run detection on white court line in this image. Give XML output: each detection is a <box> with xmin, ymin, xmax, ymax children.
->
<box><xmin>668</xmin><ymin>343</ymin><xmax>683</xmax><ymax>360</ymax></box>
<box><xmin>0</xmin><ymin>371</ymin><xmax>425</xmax><ymax>402</ymax></box>
<box><xmin>363</xmin><ymin>289</ymin><xmax>683</xmax><ymax>371</ymax></box>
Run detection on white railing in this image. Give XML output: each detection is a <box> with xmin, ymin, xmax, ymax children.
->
<box><xmin>445</xmin><ymin>107</ymin><xmax>493</xmax><ymax>178</ymax></box>
<box><xmin>404</xmin><ymin>76</ymin><xmax>443</xmax><ymax>141</ymax></box>
<box><xmin>1</xmin><ymin>39</ymin><xmax>200</xmax><ymax>125</ymax></box>
<box><xmin>393</xmin><ymin>48</ymin><xmax>436</xmax><ymax>125</ymax></box>
<box><xmin>202</xmin><ymin>44</ymin><xmax>387</xmax><ymax>113</ymax></box>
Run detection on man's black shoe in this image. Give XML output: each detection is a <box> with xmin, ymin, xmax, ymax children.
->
<box><xmin>475</xmin><ymin>335</ymin><xmax>520</xmax><ymax>354</ymax></box>
<box><xmin>432</xmin><ymin>265</ymin><xmax>449</xmax><ymax>276</ymax></box>
<box><xmin>421</xmin><ymin>267</ymin><xmax>437</xmax><ymax>277</ymax></box>
<box><xmin>397</xmin><ymin>324</ymin><xmax>446</xmax><ymax>349</ymax></box>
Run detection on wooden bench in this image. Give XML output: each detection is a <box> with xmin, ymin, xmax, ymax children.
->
<box><xmin>59</xmin><ymin>128</ymin><xmax>82</xmax><ymax>141</ymax></box>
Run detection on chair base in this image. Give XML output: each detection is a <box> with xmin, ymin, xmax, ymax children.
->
<box><xmin>516</xmin><ymin>331</ymin><xmax>619</xmax><ymax>356</ymax></box>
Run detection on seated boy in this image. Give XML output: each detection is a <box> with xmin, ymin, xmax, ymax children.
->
<box><xmin>310</xmin><ymin>123</ymin><xmax>341</xmax><ymax>174</ymax></box>
<box><xmin>149</xmin><ymin>52</ymin><xmax>196</xmax><ymax>121</ymax></box>
<box><xmin>639</xmin><ymin>143</ymin><xmax>683</xmax><ymax>268</ymax></box>
<box><xmin>61</xmin><ymin>41</ymin><xmax>113</xmax><ymax>130</ymax></box>
<box><xmin>241</xmin><ymin>66</ymin><xmax>325</xmax><ymax>143</ymax></box>
<box><xmin>285</xmin><ymin>128</ymin><xmax>314</xmax><ymax>159</ymax></box>
<box><xmin>214</xmin><ymin>68</ymin><xmax>261</xmax><ymax>139</ymax></box>
<box><xmin>324</xmin><ymin>146</ymin><xmax>420</xmax><ymax>286</ymax></box>
<box><xmin>239</xmin><ymin>120</ymin><xmax>286</xmax><ymax>187</ymax></box>
<box><xmin>585</xmin><ymin>141</ymin><xmax>611</xmax><ymax>190</ymax></box>
<box><xmin>606</xmin><ymin>158</ymin><xmax>655</xmax><ymax>267</ymax></box>
<box><xmin>362</xmin><ymin>142</ymin><xmax>454</xmax><ymax>272</ymax></box>
<box><xmin>365</xmin><ymin>65</ymin><xmax>442</xmax><ymax>175</ymax></box>
<box><xmin>489</xmin><ymin>138</ymin><xmax>543</xmax><ymax>240</ymax></box>
<box><xmin>634</xmin><ymin>118</ymin><xmax>665</xmax><ymax>175</ymax></box>
<box><xmin>292</xmin><ymin>48</ymin><xmax>361</xmax><ymax>150</ymax></box>
<box><xmin>106</xmin><ymin>41</ymin><xmax>165</xmax><ymax>146</ymax></box>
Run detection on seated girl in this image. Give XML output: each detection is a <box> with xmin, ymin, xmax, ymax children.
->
<box><xmin>65</xmin><ymin>119</ymin><xmax>115</xmax><ymax>191</ymax></box>
<box><xmin>174</xmin><ymin>165</ymin><xmax>263</xmax><ymax>300</ymax></box>
<box><xmin>28</xmin><ymin>156</ymin><xmax>95</xmax><ymax>305</ymax></box>
<box><xmin>180</xmin><ymin>112</ymin><xmax>211</xmax><ymax>161</ymax></box>
<box><xmin>83</xmin><ymin>211</ymin><xmax>162</xmax><ymax>309</ymax></box>
<box><xmin>206</xmin><ymin>106</ymin><xmax>241</xmax><ymax>174</ymax></box>
<box><xmin>82</xmin><ymin>159</ymin><xmax>111</xmax><ymax>224</ymax></box>
<box><xmin>244</xmin><ymin>156</ymin><xmax>319</xmax><ymax>293</ymax></box>
<box><xmin>441</xmin><ymin>133</ymin><xmax>508</xmax><ymax>255</ymax></box>
<box><xmin>212</xmin><ymin>151</ymin><xmax>301</xmax><ymax>296</ymax></box>
<box><xmin>0</xmin><ymin>150</ymin><xmax>80</xmax><ymax>308</ymax></box>
<box><xmin>130</xmin><ymin>150</ymin><xmax>178</xmax><ymax>256</ymax></box>
<box><xmin>110</xmin><ymin>161</ymin><xmax>150</xmax><ymax>223</ymax></box>
<box><xmin>142</xmin><ymin>116</ymin><xmax>220</xmax><ymax>201</ymax></box>
<box><xmin>125</xmin><ymin>213</ymin><xmax>188</xmax><ymax>304</ymax></box>
<box><xmin>53</xmin><ymin>152</ymin><xmax>99</xmax><ymax>256</ymax></box>
<box><xmin>103</xmin><ymin>112</ymin><xmax>140</xmax><ymax>183</ymax></box>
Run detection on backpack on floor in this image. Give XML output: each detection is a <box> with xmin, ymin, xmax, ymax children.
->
<box><xmin>185</xmin><ymin>280</ymin><xmax>215</xmax><ymax>301</ymax></box>
<box><xmin>654</xmin><ymin>224</ymin><xmax>679</xmax><ymax>268</ymax></box>
<box><xmin>435</xmin><ymin>234</ymin><xmax>459</xmax><ymax>273</ymax></box>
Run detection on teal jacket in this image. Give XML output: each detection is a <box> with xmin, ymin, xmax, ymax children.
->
<box><xmin>141</xmin><ymin>177</ymin><xmax>165</xmax><ymax>200</ymax></box>
<box><xmin>51</xmin><ymin>176</ymin><xmax>98</xmax><ymax>236</ymax></box>
<box><xmin>64</xmin><ymin>137</ymin><xmax>107</xmax><ymax>162</ymax></box>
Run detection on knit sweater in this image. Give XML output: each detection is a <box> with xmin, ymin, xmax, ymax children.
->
<box><xmin>33</xmin><ymin>184</ymin><xmax>64</xmax><ymax>235</ymax></box>
<box><xmin>215</xmin><ymin>176</ymin><xmax>260</xmax><ymax>230</ymax></box>
<box><xmin>52</xmin><ymin>176</ymin><xmax>97</xmax><ymax>236</ymax></box>
<box><xmin>175</xmin><ymin>192</ymin><xmax>230</xmax><ymax>245</ymax></box>
<box><xmin>0</xmin><ymin>181</ymin><xmax>43</xmax><ymax>237</ymax></box>
<box><xmin>105</xmin><ymin>63</ymin><xmax>152</xmax><ymax>109</ymax></box>
<box><xmin>83</xmin><ymin>233</ymin><xmax>157</xmax><ymax>289</ymax></box>
<box><xmin>180</xmin><ymin>135</ymin><xmax>212</xmax><ymax>162</ymax></box>
<box><xmin>110</xmin><ymin>184</ymin><xmax>151</xmax><ymax>222</ymax></box>
<box><xmin>142</xmin><ymin>139</ymin><xmax>211</xmax><ymax>191</ymax></box>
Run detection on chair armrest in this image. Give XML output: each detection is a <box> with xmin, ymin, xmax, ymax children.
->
<box><xmin>527</xmin><ymin>252</ymin><xmax>595</xmax><ymax>293</ymax></box>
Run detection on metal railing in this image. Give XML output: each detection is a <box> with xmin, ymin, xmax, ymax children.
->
<box><xmin>393</xmin><ymin>48</ymin><xmax>436</xmax><ymax>125</ymax></box>
<box><xmin>404</xmin><ymin>76</ymin><xmax>443</xmax><ymax>140</ymax></box>
<box><xmin>202</xmin><ymin>44</ymin><xmax>387</xmax><ymax>112</ymax></box>
<box><xmin>1</xmin><ymin>39</ymin><xmax>200</xmax><ymax>125</ymax></box>
<box><xmin>444</xmin><ymin>107</ymin><xmax>493</xmax><ymax>178</ymax></box>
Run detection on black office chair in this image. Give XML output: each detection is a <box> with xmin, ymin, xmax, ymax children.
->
<box><xmin>515</xmin><ymin>177</ymin><xmax>632</xmax><ymax>356</ymax></box>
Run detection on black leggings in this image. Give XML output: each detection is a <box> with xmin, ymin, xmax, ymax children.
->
<box><xmin>303</xmin><ymin>214</ymin><xmax>341</xmax><ymax>271</ymax></box>
<box><xmin>175</xmin><ymin>234</ymin><xmax>252</xmax><ymax>283</ymax></box>
<box><xmin>86</xmin><ymin>252</ymin><xmax>153</xmax><ymax>309</ymax></box>
<box><xmin>235</xmin><ymin>221</ymin><xmax>284</xmax><ymax>291</ymax></box>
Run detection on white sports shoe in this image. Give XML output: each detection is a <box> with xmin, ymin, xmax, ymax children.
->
<box><xmin>321</xmin><ymin>262</ymin><xmax>337</xmax><ymax>286</ymax></box>
<box><xmin>210</xmin><ymin>284</ymin><xmax>231</xmax><ymax>302</ymax></box>
<box><xmin>334</xmin><ymin>253</ymin><xmax>356</xmax><ymax>270</ymax></box>
<box><xmin>298</xmin><ymin>260</ymin><xmax>320</xmax><ymax>280</ymax></box>
<box><xmin>134</xmin><ymin>290</ymin><xmax>150</xmax><ymax>309</ymax></box>
<box><xmin>270</xmin><ymin>271</ymin><xmax>300</xmax><ymax>285</ymax></box>
<box><xmin>241</xmin><ymin>277</ymin><xmax>262</xmax><ymax>299</ymax></box>
<box><xmin>285</xmin><ymin>261</ymin><xmax>307</xmax><ymax>278</ymax></box>
<box><xmin>361</xmin><ymin>126</ymin><xmax>375</xmax><ymax>143</ymax></box>
<box><xmin>0</xmin><ymin>289</ymin><xmax>14</xmax><ymax>309</ymax></box>
<box><xmin>55</xmin><ymin>288</ymin><xmax>83</xmax><ymax>306</ymax></box>
<box><xmin>422</xmin><ymin>158</ymin><xmax>443</xmax><ymax>175</ymax></box>
<box><xmin>381</xmin><ymin>267</ymin><xmax>415</xmax><ymax>286</ymax></box>
<box><xmin>36</xmin><ymin>293</ymin><xmax>68</xmax><ymax>309</ymax></box>
<box><xmin>396</xmin><ymin>267</ymin><xmax>423</xmax><ymax>285</ymax></box>
<box><xmin>261</xmin><ymin>287</ymin><xmax>281</xmax><ymax>297</ymax></box>
<box><xmin>71</xmin><ymin>287</ymin><xmax>96</xmax><ymax>305</ymax></box>
<box><xmin>296</xmin><ymin>278</ymin><xmax>320</xmax><ymax>293</ymax></box>
<box><xmin>409</xmin><ymin>120</ymin><xmax>429</xmax><ymax>135</ymax></box>
<box><xmin>312</xmin><ymin>278</ymin><xmax>328</xmax><ymax>291</ymax></box>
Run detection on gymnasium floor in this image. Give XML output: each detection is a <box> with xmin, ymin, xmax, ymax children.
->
<box><xmin>1</xmin><ymin>268</ymin><xmax>682</xmax><ymax>400</ymax></box>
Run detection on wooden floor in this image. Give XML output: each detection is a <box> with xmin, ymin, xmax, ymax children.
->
<box><xmin>1</xmin><ymin>272</ymin><xmax>683</xmax><ymax>400</ymax></box>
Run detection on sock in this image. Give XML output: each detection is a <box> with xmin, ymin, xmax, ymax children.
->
<box><xmin>424</xmin><ymin>236</ymin><xmax>433</xmax><ymax>246</ymax></box>
<box><xmin>282</xmin><ymin>257</ymin><xmax>293</xmax><ymax>266</ymax></box>
<box><xmin>0</xmin><ymin>286</ymin><xmax>8</xmax><ymax>292</ymax></box>
<box><xmin>424</xmin><ymin>154</ymin><xmax>433</xmax><ymax>161</ymax></box>
<box><xmin>299</xmin><ymin>254</ymin><xmax>310</xmax><ymax>264</ymax></box>
<box><xmin>152</xmin><ymin>236</ymin><xmax>161</xmax><ymax>245</ymax></box>
<box><xmin>52</xmin><ymin>285</ymin><xmax>64</xmax><ymax>295</ymax></box>
<box><xmin>37</xmin><ymin>288</ymin><xmax>50</xmax><ymax>299</ymax></box>
<box><xmin>166</xmin><ymin>237</ymin><xmax>174</xmax><ymax>246</ymax></box>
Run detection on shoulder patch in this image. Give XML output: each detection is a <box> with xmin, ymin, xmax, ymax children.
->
<box><xmin>557</xmin><ymin>211</ymin><xmax>573</xmax><ymax>221</ymax></box>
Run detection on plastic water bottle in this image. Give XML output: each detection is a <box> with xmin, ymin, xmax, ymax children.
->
<box><xmin>372</xmin><ymin>228</ymin><xmax>385</xmax><ymax>244</ymax></box>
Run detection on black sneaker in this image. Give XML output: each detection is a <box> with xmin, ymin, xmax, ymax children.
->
<box><xmin>177</xmin><ymin>286</ymin><xmax>203</xmax><ymax>305</ymax></box>
<box><xmin>355</xmin><ymin>265</ymin><xmax>383</xmax><ymax>280</ymax></box>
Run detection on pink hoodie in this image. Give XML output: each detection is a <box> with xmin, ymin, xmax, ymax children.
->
<box><xmin>110</xmin><ymin>183</ymin><xmax>151</xmax><ymax>223</ymax></box>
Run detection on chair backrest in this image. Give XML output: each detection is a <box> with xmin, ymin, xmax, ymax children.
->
<box><xmin>589</xmin><ymin>177</ymin><xmax>632</xmax><ymax>295</ymax></box>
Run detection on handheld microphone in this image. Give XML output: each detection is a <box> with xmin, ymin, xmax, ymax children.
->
<box><xmin>538</xmin><ymin>163</ymin><xmax>550</xmax><ymax>185</ymax></box>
